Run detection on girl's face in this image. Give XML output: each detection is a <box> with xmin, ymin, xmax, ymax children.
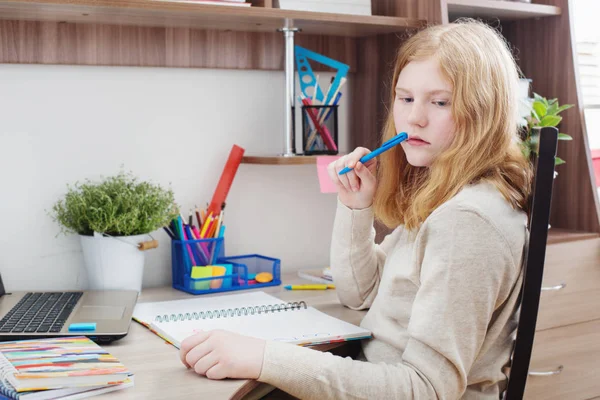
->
<box><xmin>393</xmin><ymin>57</ymin><xmax>457</xmax><ymax>167</ymax></box>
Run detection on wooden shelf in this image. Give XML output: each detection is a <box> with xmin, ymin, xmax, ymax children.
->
<box><xmin>241</xmin><ymin>155</ymin><xmax>330</xmax><ymax>165</ymax></box>
<box><xmin>447</xmin><ymin>0</ymin><xmax>561</xmax><ymax>21</ymax></box>
<box><xmin>547</xmin><ymin>228</ymin><xmax>599</xmax><ymax>245</ymax></box>
<box><xmin>0</xmin><ymin>0</ymin><xmax>425</xmax><ymax>36</ymax></box>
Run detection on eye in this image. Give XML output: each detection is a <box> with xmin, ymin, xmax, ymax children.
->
<box><xmin>399</xmin><ymin>97</ymin><xmax>414</xmax><ymax>104</ymax></box>
<box><xmin>433</xmin><ymin>100</ymin><xmax>450</xmax><ymax>107</ymax></box>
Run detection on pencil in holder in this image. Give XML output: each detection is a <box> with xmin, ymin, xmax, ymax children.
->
<box><xmin>301</xmin><ymin>105</ymin><xmax>339</xmax><ymax>155</ymax></box>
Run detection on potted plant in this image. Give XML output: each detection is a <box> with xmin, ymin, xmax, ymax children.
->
<box><xmin>50</xmin><ymin>171</ymin><xmax>178</xmax><ymax>292</ymax></box>
<box><xmin>520</xmin><ymin>92</ymin><xmax>574</xmax><ymax>167</ymax></box>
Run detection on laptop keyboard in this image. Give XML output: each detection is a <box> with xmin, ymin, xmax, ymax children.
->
<box><xmin>0</xmin><ymin>292</ymin><xmax>83</xmax><ymax>334</ymax></box>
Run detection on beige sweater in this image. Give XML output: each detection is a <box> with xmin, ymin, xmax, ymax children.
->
<box><xmin>258</xmin><ymin>182</ymin><xmax>527</xmax><ymax>399</ymax></box>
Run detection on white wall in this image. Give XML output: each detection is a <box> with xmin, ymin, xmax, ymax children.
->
<box><xmin>0</xmin><ymin>64</ymin><xmax>351</xmax><ymax>291</ymax></box>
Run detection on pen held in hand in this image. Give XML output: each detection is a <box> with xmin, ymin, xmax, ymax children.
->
<box><xmin>338</xmin><ymin>132</ymin><xmax>409</xmax><ymax>175</ymax></box>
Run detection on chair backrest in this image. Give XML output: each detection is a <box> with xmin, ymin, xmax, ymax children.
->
<box><xmin>503</xmin><ymin>126</ymin><xmax>559</xmax><ymax>399</ymax></box>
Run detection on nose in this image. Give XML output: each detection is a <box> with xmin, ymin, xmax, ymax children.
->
<box><xmin>407</xmin><ymin>102</ymin><xmax>428</xmax><ymax>128</ymax></box>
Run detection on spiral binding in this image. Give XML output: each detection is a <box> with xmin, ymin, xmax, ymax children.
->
<box><xmin>0</xmin><ymin>352</ymin><xmax>19</xmax><ymax>398</ymax></box>
<box><xmin>154</xmin><ymin>301</ymin><xmax>308</xmax><ymax>323</ymax></box>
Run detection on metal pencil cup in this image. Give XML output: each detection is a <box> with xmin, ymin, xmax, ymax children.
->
<box><xmin>301</xmin><ymin>105</ymin><xmax>339</xmax><ymax>155</ymax></box>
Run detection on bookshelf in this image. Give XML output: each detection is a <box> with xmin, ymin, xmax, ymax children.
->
<box><xmin>0</xmin><ymin>0</ymin><xmax>424</xmax><ymax>163</ymax></box>
<box><xmin>0</xmin><ymin>0</ymin><xmax>424</xmax><ymax>36</ymax></box>
<box><xmin>1</xmin><ymin>0</ymin><xmax>598</xmax><ymax>240</ymax></box>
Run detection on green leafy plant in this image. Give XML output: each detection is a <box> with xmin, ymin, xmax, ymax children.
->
<box><xmin>521</xmin><ymin>93</ymin><xmax>574</xmax><ymax>165</ymax></box>
<box><xmin>50</xmin><ymin>171</ymin><xmax>179</xmax><ymax>236</ymax></box>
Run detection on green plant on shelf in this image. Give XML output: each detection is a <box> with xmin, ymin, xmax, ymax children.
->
<box><xmin>521</xmin><ymin>93</ymin><xmax>573</xmax><ymax>166</ymax></box>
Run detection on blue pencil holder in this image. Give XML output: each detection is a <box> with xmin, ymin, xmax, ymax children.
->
<box><xmin>171</xmin><ymin>238</ymin><xmax>281</xmax><ymax>295</ymax></box>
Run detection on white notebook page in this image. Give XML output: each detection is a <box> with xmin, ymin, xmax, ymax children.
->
<box><xmin>134</xmin><ymin>291</ymin><xmax>371</xmax><ymax>348</ymax></box>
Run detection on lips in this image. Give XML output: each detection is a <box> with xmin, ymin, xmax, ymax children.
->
<box><xmin>406</xmin><ymin>137</ymin><xmax>430</xmax><ymax>145</ymax></box>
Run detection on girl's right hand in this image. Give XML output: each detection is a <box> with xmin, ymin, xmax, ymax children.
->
<box><xmin>327</xmin><ymin>147</ymin><xmax>377</xmax><ymax>210</ymax></box>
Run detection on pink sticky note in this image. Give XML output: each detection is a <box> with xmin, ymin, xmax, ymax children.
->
<box><xmin>316</xmin><ymin>156</ymin><xmax>342</xmax><ymax>193</ymax></box>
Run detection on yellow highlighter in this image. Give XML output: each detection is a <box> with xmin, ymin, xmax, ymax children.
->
<box><xmin>284</xmin><ymin>284</ymin><xmax>335</xmax><ymax>290</ymax></box>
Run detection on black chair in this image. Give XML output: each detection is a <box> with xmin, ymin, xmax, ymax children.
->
<box><xmin>503</xmin><ymin>126</ymin><xmax>559</xmax><ymax>400</ymax></box>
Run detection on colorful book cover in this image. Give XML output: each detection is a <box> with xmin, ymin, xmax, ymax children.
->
<box><xmin>0</xmin><ymin>337</ymin><xmax>131</xmax><ymax>392</ymax></box>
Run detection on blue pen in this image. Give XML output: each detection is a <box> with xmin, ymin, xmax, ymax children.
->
<box><xmin>338</xmin><ymin>132</ymin><xmax>409</xmax><ymax>175</ymax></box>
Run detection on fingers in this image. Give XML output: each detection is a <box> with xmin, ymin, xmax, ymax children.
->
<box><xmin>193</xmin><ymin>351</ymin><xmax>219</xmax><ymax>376</ymax></box>
<box><xmin>205</xmin><ymin>363</ymin><xmax>227</xmax><ymax>380</ymax></box>
<box><xmin>185</xmin><ymin>340</ymin><xmax>213</xmax><ymax>370</ymax></box>
<box><xmin>180</xmin><ymin>331</ymin><xmax>210</xmax><ymax>368</ymax></box>
<box><xmin>345</xmin><ymin>147</ymin><xmax>371</xmax><ymax>168</ymax></box>
<box><xmin>363</xmin><ymin>157</ymin><xmax>377</xmax><ymax>174</ymax></box>
<box><xmin>327</xmin><ymin>147</ymin><xmax>371</xmax><ymax>192</ymax></box>
<box><xmin>354</xmin><ymin>162</ymin><xmax>376</xmax><ymax>192</ymax></box>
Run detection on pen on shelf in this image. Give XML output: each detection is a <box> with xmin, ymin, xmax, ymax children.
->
<box><xmin>338</xmin><ymin>132</ymin><xmax>409</xmax><ymax>175</ymax></box>
<box><xmin>284</xmin><ymin>284</ymin><xmax>336</xmax><ymax>290</ymax></box>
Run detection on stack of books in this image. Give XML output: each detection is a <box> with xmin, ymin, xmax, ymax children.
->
<box><xmin>297</xmin><ymin>267</ymin><xmax>333</xmax><ymax>284</ymax></box>
<box><xmin>0</xmin><ymin>337</ymin><xmax>133</xmax><ymax>400</ymax></box>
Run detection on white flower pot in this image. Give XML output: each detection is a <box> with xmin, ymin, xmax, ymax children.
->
<box><xmin>79</xmin><ymin>234</ymin><xmax>148</xmax><ymax>293</ymax></box>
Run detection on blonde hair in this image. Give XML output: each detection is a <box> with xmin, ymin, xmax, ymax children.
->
<box><xmin>374</xmin><ymin>19</ymin><xmax>532</xmax><ymax>231</ymax></box>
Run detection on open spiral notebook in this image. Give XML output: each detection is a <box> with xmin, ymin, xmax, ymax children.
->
<box><xmin>132</xmin><ymin>291</ymin><xmax>371</xmax><ymax>348</ymax></box>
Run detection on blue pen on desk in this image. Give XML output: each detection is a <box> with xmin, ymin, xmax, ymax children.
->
<box><xmin>338</xmin><ymin>132</ymin><xmax>409</xmax><ymax>175</ymax></box>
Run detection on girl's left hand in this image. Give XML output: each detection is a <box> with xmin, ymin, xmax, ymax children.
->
<box><xmin>179</xmin><ymin>330</ymin><xmax>266</xmax><ymax>380</ymax></box>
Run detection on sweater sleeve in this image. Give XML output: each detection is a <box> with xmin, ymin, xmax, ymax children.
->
<box><xmin>258</xmin><ymin>207</ymin><xmax>519</xmax><ymax>400</ymax></box>
<box><xmin>329</xmin><ymin>199</ymin><xmax>398</xmax><ymax>310</ymax></box>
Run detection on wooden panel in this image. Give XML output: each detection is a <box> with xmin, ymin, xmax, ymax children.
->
<box><xmin>0</xmin><ymin>0</ymin><xmax>424</xmax><ymax>37</ymax></box>
<box><xmin>524</xmin><ymin>319</ymin><xmax>600</xmax><ymax>400</ymax></box>
<box><xmin>547</xmin><ymin>228</ymin><xmax>599</xmax><ymax>244</ymax></box>
<box><xmin>372</xmin><ymin>0</ymin><xmax>443</xmax><ymax>24</ymax></box>
<box><xmin>537</xmin><ymin>238</ymin><xmax>600</xmax><ymax>330</ymax></box>
<box><xmin>0</xmin><ymin>19</ymin><xmax>357</xmax><ymax>70</ymax></box>
<box><xmin>446</xmin><ymin>0</ymin><xmax>561</xmax><ymax>21</ymax></box>
<box><xmin>503</xmin><ymin>0</ymin><xmax>600</xmax><ymax>233</ymax></box>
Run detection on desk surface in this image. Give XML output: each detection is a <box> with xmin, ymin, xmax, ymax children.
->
<box><xmin>96</xmin><ymin>273</ymin><xmax>365</xmax><ymax>400</ymax></box>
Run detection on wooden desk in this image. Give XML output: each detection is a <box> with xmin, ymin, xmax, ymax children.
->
<box><xmin>95</xmin><ymin>273</ymin><xmax>366</xmax><ymax>399</ymax></box>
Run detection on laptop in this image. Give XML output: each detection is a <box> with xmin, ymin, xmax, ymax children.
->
<box><xmin>0</xmin><ymin>273</ymin><xmax>138</xmax><ymax>343</ymax></box>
